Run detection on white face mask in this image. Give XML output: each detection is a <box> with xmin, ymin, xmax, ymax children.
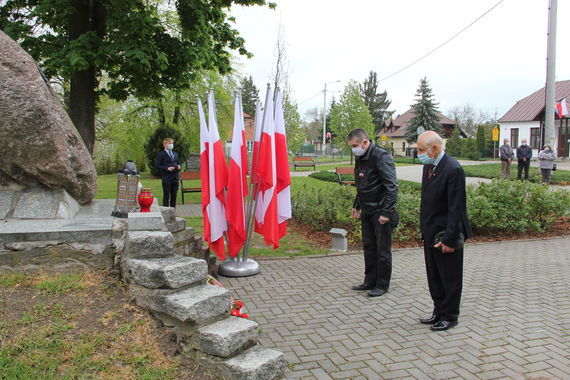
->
<box><xmin>351</xmin><ymin>140</ymin><xmax>367</xmax><ymax>157</ymax></box>
<box><xmin>167</xmin><ymin>143</ymin><xmax>174</xmax><ymax>150</ymax></box>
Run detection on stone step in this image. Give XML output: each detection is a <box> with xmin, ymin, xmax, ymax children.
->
<box><xmin>217</xmin><ymin>345</ymin><xmax>287</xmax><ymax>380</ymax></box>
<box><xmin>160</xmin><ymin>206</ymin><xmax>176</xmax><ymax>223</ymax></box>
<box><xmin>166</xmin><ymin>217</ymin><xmax>186</xmax><ymax>233</ymax></box>
<box><xmin>160</xmin><ymin>284</ymin><xmax>231</xmax><ymax>325</ymax></box>
<box><xmin>128</xmin><ymin>212</ymin><xmax>166</xmax><ymax>232</ymax></box>
<box><xmin>125</xmin><ymin>230</ymin><xmax>174</xmax><ymax>259</ymax></box>
<box><xmin>126</xmin><ymin>256</ymin><xmax>207</xmax><ymax>289</ymax></box>
<box><xmin>198</xmin><ymin>316</ymin><xmax>259</xmax><ymax>358</ymax></box>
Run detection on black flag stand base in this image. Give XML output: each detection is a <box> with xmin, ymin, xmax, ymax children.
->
<box><xmin>218</xmin><ymin>257</ymin><xmax>260</xmax><ymax>277</ymax></box>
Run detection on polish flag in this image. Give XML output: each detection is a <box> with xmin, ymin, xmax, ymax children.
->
<box><xmin>556</xmin><ymin>98</ymin><xmax>568</xmax><ymax>118</ymax></box>
<box><xmin>206</xmin><ymin>90</ymin><xmax>228</xmax><ymax>260</ymax></box>
<box><xmin>226</xmin><ymin>94</ymin><xmax>248</xmax><ymax>257</ymax></box>
<box><xmin>273</xmin><ymin>89</ymin><xmax>292</xmax><ymax>239</ymax></box>
<box><xmin>197</xmin><ymin>98</ymin><xmax>211</xmax><ymax>256</ymax></box>
<box><xmin>254</xmin><ymin>88</ymin><xmax>280</xmax><ymax>248</ymax></box>
<box><xmin>252</xmin><ymin>100</ymin><xmax>264</xmax><ymax>231</ymax></box>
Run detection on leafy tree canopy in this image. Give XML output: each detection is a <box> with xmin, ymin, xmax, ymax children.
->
<box><xmin>405</xmin><ymin>77</ymin><xmax>441</xmax><ymax>143</ymax></box>
<box><xmin>0</xmin><ymin>0</ymin><xmax>274</xmax><ymax>152</ymax></box>
<box><xmin>329</xmin><ymin>80</ymin><xmax>374</xmax><ymax>150</ymax></box>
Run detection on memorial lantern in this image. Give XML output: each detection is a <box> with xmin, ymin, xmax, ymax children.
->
<box><xmin>111</xmin><ymin>160</ymin><xmax>140</xmax><ymax>218</ymax></box>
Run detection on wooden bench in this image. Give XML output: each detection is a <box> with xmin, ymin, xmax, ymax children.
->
<box><xmin>335</xmin><ymin>167</ymin><xmax>355</xmax><ymax>186</ymax></box>
<box><xmin>180</xmin><ymin>171</ymin><xmax>201</xmax><ymax>204</ymax></box>
<box><xmin>293</xmin><ymin>156</ymin><xmax>316</xmax><ymax>171</ymax></box>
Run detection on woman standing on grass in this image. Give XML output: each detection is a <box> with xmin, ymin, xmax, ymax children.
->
<box><xmin>538</xmin><ymin>145</ymin><xmax>556</xmax><ymax>184</ymax></box>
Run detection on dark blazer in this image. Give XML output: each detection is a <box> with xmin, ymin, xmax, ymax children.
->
<box><xmin>155</xmin><ymin>150</ymin><xmax>181</xmax><ymax>184</ymax></box>
<box><xmin>420</xmin><ymin>153</ymin><xmax>472</xmax><ymax>248</ymax></box>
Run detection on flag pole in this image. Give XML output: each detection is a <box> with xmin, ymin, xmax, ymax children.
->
<box><xmin>218</xmin><ymin>86</ymin><xmax>270</xmax><ymax>277</ymax></box>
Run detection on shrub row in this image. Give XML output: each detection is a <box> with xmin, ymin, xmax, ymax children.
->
<box><xmin>291</xmin><ymin>179</ymin><xmax>570</xmax><ymax>243</ymax></box>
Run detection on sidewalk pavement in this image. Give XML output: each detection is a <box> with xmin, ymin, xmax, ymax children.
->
<box><xmin>220</xmin><ymin>236</ymin><xmax>570</xmax><ymax>379</ymax></box>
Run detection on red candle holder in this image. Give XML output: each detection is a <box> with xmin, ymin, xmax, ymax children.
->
<box><xmin>137</xmin><ymin>188</ymin><xmax>154</xmax><ymax>212</ymax></box>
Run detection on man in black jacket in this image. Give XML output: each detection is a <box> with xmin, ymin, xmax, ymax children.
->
<box><xmin>348</xmin><ymin>129</ymin><xmax>399</xmax><ymax>297</ymax></box>
<box><xmin>417</xmin><ymin>131</ymin><xmax>472</xmax><ymax>331</ymax></box>
<box><xmin>155</xmin><ymin>137</ymin><xmax>181</xmax><ymax>208</ymax></box>
<box><xmin>516</xmin><ymin>139</ymin><xmax>532</xmax><ymax>180</ymax></box>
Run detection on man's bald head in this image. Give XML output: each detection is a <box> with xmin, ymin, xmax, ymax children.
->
<box><xmin>417</xmin><ymin>131</ymin><xmax>443</xmax><ymax>155</ymax></box>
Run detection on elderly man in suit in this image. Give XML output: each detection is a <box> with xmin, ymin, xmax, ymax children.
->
<box><xmin>155</xmin><ymin>137</ymin><xmax>181</xmax><ymax>208</ymax></box>
<box><xmin>417</xmin><ymin>131</ymin><xmax>473</xmax><ymax>331</ymax></box>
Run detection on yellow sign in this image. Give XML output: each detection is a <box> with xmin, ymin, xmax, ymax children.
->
<box><xmin>492</xmin><ymin>127</ymin><xmax>499</xmax><ymax>141</ymax></box>
<box><xmin>381</xmin><ymin>134</ymin><xmax>387</xmax><ymax>141</ymax></box>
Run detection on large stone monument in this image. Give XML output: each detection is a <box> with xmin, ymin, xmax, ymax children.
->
<box><xmin>0</xmin><ymin>30</ymin><xmax>97</xmax><ymax>219</ymax></box>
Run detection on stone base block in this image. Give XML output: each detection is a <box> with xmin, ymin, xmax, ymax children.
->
<box><xmin>128</xmin><ymin>212</ymin><xmax>166</xmax><ymax>231</ymax></box>
<box><xmin>210</xmin><ymin>345</ymin><xmax>287</xmax><ymax>380</ymax></box>
<box><xmin>2</xmin><ymin>187</ymin><xmax>80</xmax><ymax>219</ymax></box>
<box><xmin>125</xmin><ymin>231</ymin><xmax>174</xmax><ymax>259</ymax></box>
<box><xmin>198</xmin><ymin>317</ymin><xmax>259</xmax><ymax>358</ymax></box>
<box><xmin>161</xmin><ymin>284</ymin><xmax>231</xmax><ymax>325</ymax></box>
<box><xmin>126</xmin><ymin>256</ymin><xmax>207</xmax><ymax>289</ymax></box>
<box><xmin>166</xmin><ymin>217</ymin><xmax>186</xmax><ymax>233</ymax></box>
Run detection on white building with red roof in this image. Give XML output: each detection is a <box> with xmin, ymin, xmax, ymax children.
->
<box><xmin>499</xmin><ymin>80</ymin><xmax>570</xmax><ymax>158</ymax></box>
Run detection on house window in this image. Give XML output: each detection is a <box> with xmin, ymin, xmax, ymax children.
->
<box><xmin>247</xmin><ymin>141</ymin><xmax>254</xmax><ymax>152</ymax></box>
<box><xmin>402</xmin><ymin>142</ymin><xmax>406</xmax><ymax>153</ymax></box>
<box><xmin>510</xmin><ymin>128</ymin><xmax>519</xmax><ymax>148</ymax></box>
<box><xmin>530</xmin><ymin>128</ymin><xmax>540</xmax><ymax>149</ymax></box>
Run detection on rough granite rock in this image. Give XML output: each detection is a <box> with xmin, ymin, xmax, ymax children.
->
<box><xmin>217</xmin><ymin>345</ymin><xmax>287</xmax><ymax>380</ymax></box>
<box><xmin>0</xmin><ymin>31</ymin><xmax>97</xmax><ymax>204</ymax></box>
<box><xmin>198</xmin><ymin>317</ymin><xmax>259</xmax><ymax>358</ymax></box>
<box><xmin>126</xmin><ymin>256</ymin><xmax>207</xmax><ymax>289</ymax></box>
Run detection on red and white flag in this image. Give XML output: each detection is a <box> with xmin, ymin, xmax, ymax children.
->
<box><xmin>252</xmin><ymin>100</ymin><xmax>264</xmax><ymax>231</ymax></box>
<box><xmin>556</xmin><ymin>98</ymin><xmax>568</xmax><ymax>118</ymax></box>
<box><xmin>254</xmin><ymin>88</ymin><xmax>280</xmax><ymax>248</ymax></box>
<box><xmin>273</xmin><ymin>89</ymin><xmax>292</xmax><ymax>239</ymax></box>
<box><xmin>226</xmin><ymin>94</ymin><xmax>248</xmax><ymax>257</ymax></box>
<box><xmin>205</xmin><ymin>91</ymin><xmax>228</xmax><ymax>260</ymax></box>
<box><xmin>198</xmin><ymin>98</ymin><xmax>212</xmax><ymax>257</ymax></box>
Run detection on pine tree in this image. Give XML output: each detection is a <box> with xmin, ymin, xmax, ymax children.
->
<box><xmin>240</xmin><ymin>76</ymin><xmax>259</xmax><ymax>118</ymax></box>
<box><xmin>405</xmin><ymin>77</ymin><xmax>442</xmax><ymax>143</ymax></box>
<box><xmin>359</xmin><ymin>71</ymin><xmax>393</xmax><ymax>135</ymax></box>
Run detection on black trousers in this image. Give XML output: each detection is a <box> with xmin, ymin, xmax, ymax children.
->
<box><xmin>162</xmin><ymin>181</ymin><xmax>179</xmax><ymax>208</ymax></box>
<box><xmin>424</xmin><ymin>243</ymin><xmax>463</xmax><ymax>321</ymax></box>
<box><xmin>361</xmin><ymin>213</ymin><xmax>393</xmax><ymax>291</ymax></box>
<box><xmin>517</xmin><ymin>161</ymin><xmax>530</xmax><ymax>180</ymax></box>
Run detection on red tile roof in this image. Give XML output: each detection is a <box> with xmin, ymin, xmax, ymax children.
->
<box><xmin>499</xmin><ymin>80</ymin><xmax>570</xmax><ymax>122</ymax></box>
<box><xmin>380</xmin><ymin>108</ymin><xmax>456</xmax><ymax>137</ymax></box>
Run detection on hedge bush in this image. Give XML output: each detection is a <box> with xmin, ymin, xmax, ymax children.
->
<box><xmin>292</xmin><ymin>178</ymin><xmax>570</xmax><ymax>243</ymax></box>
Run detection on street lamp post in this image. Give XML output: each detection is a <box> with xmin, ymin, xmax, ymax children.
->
<box><xmin>322</xmin><ymin>80</ymin><xmax>341</xmax><ymax>154</ymax></box>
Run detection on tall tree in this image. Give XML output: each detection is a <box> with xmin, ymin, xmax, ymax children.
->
<box><xmin>240</xmin><ymin>75</ymin><xmax>259</xmax><ymax>118</ymax></box>
<box><xmin>329</xmin><ymin>80</ymin><xmax>374</xmax><ymax>150</ymax></box>
<box><xmin>359</xmin><ymin>71</ymin><xmax>393</xmax><ymax>135</ymax></box>
<box><xmin>0</xmin><ymin>0</ymin><xmax>274</xmax><ymax>153</ymax></box>
<box><xmin>405</xmin><ymin>77</ymin><xmax>441</xmax><ymax>143</ymax></box>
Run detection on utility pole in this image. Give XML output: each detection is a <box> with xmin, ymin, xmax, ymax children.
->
<box><xmin>544</xmin><ymin>0</ymin><xmax>557</xmax><ymax>149</ymax></box>
<box><xmin>322</xmin><ymin>80</ymin><xmax>341</xmax><ymax>154</ymax></box>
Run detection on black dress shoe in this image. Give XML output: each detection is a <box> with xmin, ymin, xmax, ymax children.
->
<box><xmin>430</xmin><ymin>320</ymin><xmax>458</xmax><ymax>331</ymax></box>
<box><xmin>351</xmin><ymin>283</ymin><xmax>373</xmax><ymax>291</ymax></box>
<box><xmin>419</xmin><ymin>314</ymin><xmax>440</xmax><ymax>324</ymax></box>
<box><xmin>367</xmin><ymin>288</ymin><xmax>387</xmax><ymax>297</ymax></box>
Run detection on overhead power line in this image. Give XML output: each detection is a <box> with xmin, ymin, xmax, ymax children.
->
<box><xmin>380</xmin><ymin>0</ymin><xmax>507</xmax><ymax>82</ymax></box>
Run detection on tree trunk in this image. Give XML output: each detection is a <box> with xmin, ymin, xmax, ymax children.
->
<box><xmin>172</xmin><ymin>93</ymin><xmax>181</xmax><ymax>125</ymax></box>
<box><xmin>67</xmin><ymin>0</ymin><xmax>106</xmax><ymax>154</ymax></box>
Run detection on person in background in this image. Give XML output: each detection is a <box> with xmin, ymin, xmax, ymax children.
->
<box><xmin>499</xmin><ymin>138</ymin><xmax>514</xmax><ymax>180</ymax></box>
<box><xmin>538</xmin><ymin>145</ymin><xmax>556</xmax><ymax>184</ymax></box>
<box><xmin>417</xmin><ymin>131</ymin><xmax>472</xmax><ymax>331</ymax></box>
<box><xmin>348</xmin><ymin>128</ymin><xmax>399</xmax><ymax>298</ymax></box>
<box><xmin>516</xmin><ymin>139</ymin><xmax>532</xmax><ymax>181</ymax></box>
<box><xmin>155</xmin><ymin>137</ymin><xmax>181</xmax><ymax>208</ymax></box>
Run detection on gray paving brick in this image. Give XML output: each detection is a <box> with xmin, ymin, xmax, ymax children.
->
<box><xmin>219</xmin><ymin>237</ymin><xmax>570</xmax><ymax>379</ymax></box>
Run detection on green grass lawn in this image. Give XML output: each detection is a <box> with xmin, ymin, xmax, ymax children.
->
<box><xmin>462</xmin><ymin>163</ymin><xmax>570</xmax><ymax>184</ymax></box>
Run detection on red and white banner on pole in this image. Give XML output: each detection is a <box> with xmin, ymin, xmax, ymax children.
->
<box><xmin>273</xmin><ymin>89</ymin><xmax>292</xmax><ymax>239</ymax></box>
<box><xmin>226</xmin><ymin>94</ymin><xmax>248</xmax><ymax>257</ymax></box>
<box><xmin>204</xmin><ymin>91</ymin><xmax>228</xmax><ymax>260</ymax></box>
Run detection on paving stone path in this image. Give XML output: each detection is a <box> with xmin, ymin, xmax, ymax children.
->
<box><xmin>220</xmin><ymin>237</ymin><xmax>570</xmax><ymax>379</ymax></box>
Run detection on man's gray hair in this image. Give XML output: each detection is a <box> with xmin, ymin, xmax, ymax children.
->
<box><xmin>347</xmin><ymin>129</ymin><xmax>369</xmax><ymax>141</ymax></box>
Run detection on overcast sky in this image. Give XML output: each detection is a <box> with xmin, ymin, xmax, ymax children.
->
<box><xmin>230</xmin><ymin>0</ymin><xmax>570</xmax><ymax>121</ymax></box>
